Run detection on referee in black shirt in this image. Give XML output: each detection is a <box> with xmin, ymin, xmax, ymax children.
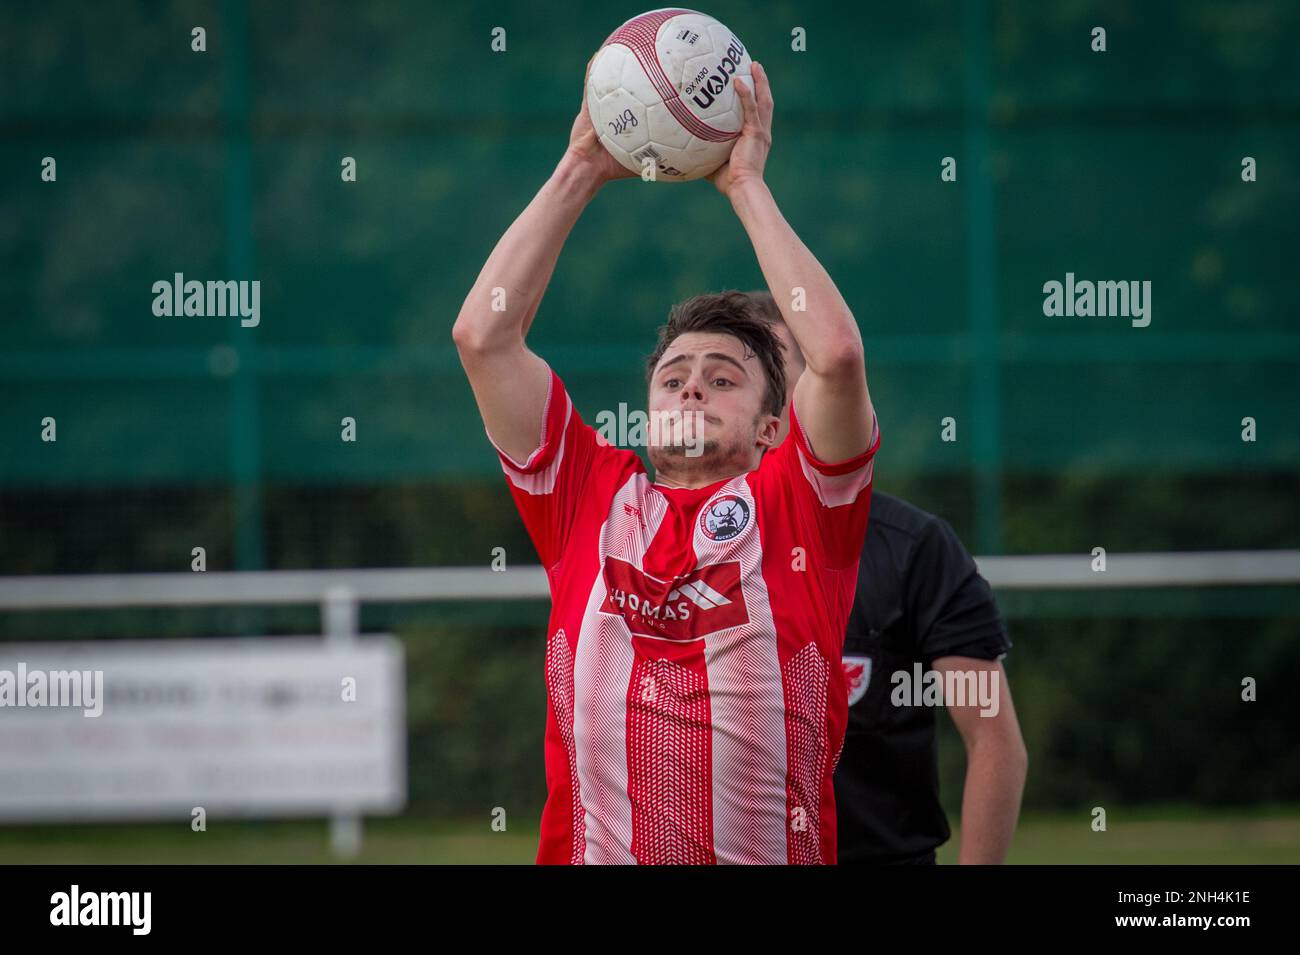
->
<box><xmin>760</xmin><ymin>294</ymin><xmax>1029</xmax><ymax>864</ymax></box>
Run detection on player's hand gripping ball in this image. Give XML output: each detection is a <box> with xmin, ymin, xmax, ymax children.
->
<box><xmin>585</xmin><ymin>8</ymin><xmax>753</xmax><ymax>182</ymax></box>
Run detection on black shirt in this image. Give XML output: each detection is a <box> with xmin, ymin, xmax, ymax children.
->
<box><xmin>834</xmin><ymin>492</ymin><xmax>1011</xmax><ymax>864</ymax></box>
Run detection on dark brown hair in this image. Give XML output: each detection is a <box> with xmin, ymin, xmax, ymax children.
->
<box><xmin>746</xmin><ymin>289</ymin><xmax>805</xmax><ymax>369</ymax></box>
<box><xmin>645</xmin><ymin>290</ymin><xmax>788</xmax><ymax>418</ymax></box>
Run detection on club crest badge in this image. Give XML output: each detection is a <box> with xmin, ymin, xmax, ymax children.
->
<box><xmin>843</xmin><ymin>655</ymin><xmax>873</xmax><ymax>706</ymax></box>
<box><xmin>699</xmin><ymin>494</ymin><xmax>750</xmax><ymax>542</ymax></box>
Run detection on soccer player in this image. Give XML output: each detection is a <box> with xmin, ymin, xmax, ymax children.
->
<box><xmin>762</xmin><ymin>302</ymin><xmax>1029</xmax><ymax>864</ymax></box>
<box><xmin>452</xmin><ymin>64</ymin><xmax>880</xmax><ymax>864</ymax></box>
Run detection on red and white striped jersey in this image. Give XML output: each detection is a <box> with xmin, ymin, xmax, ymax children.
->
<box><xmin>489</xmin><ymin>368</ymin><xmax>880</xmax><ymax>864</ymax></box>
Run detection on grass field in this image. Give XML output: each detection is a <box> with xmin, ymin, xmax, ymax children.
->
<box><xmin>3</xmin><ymin>806</ymin><xmax>1299</xmax><ymax>864</ymax></box>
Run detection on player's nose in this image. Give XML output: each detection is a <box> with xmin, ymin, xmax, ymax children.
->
<box><xmin>678</xmin><ymin>374</ymin><xmax>705</xmax><ymax>402</ymax></box>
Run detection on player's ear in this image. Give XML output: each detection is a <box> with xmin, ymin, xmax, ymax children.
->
<box><xmin>755</xmin><ymin>413</ymin><xmax>781</xmax><ymax>451</ymax></box>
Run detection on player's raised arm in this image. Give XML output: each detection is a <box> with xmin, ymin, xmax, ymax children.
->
<box><xmin>708</xmin><ymin>62</ymin><xmax>875</xmax><ymax>464</ymax></box>
<box><xmin>452</xmin><ymin>78</ymin><xmax>635</xmax><ymax>464</ymax></box>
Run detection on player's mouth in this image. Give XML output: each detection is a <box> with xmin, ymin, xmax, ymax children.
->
<box><xmin>682</xmin><ymin>411</ymin><xmax>719</xmax><ymax>424</ymax></box>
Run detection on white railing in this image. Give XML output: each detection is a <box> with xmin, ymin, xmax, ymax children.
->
<box><xmin>1</xmin><ymin>551</ymin><xmax>1298</xmax><ymax>615</ymax></box>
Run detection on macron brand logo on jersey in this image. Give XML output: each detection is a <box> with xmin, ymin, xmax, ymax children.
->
<box><xmin>601</xmin><ymin>556</ymin><xmax>749</xmax><ymax>640</ymax></box>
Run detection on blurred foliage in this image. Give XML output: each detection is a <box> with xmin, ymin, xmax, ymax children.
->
<box><xmin>1</xmin><ymin>0</ymin><xmax>1296</xmax><ymax>484</ymax></box>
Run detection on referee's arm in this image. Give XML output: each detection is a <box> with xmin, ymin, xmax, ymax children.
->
<box><xmin>933</xmin><ymin>655</ymin><xmax>1028</xmax><ymax>863</ymax></box>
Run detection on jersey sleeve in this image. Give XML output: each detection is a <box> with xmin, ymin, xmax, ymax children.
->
<box><xmin>774</xmin><ymin>402</ymin><xmax>882</xmax><ymax>571</ymax></box>
<box><xmin>485</xmin><ymin>366</ymin><xmax>624</xmax><ymax>570</ymax></box>
<box><xmin>906</xmin><ymin>516</ymin><xmax>1012</xmax><ymax>663</ymax></box>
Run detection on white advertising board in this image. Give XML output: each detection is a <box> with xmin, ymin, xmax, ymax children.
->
<box><xmin>0</xmin><ymin>637</ymin><xmax>405</xmax><ymax>821</ymax></box>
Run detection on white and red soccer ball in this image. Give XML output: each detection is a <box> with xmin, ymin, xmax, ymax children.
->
<box><xmin>585</xmin><ymin>8</ymin><xmax>753</xmax><ymax>182</ymax></box>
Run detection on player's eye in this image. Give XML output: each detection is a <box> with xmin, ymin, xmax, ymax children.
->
<box><xmin>663</xmin><ymin>377</ymin><xmax>681</xmax><ymax>389</ymax></box>
<box><xmin>712</xmin><ymin>377</ymin><xmax>733</xmax><ymax>388</ymax></box>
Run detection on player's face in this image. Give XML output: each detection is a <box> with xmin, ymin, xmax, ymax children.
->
<box><xmin>646</xmin><ymin>331</ymin><xmax>780</xmax><ymax>480</ymax></box>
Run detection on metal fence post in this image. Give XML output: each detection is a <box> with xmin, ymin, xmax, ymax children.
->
<box><xmin>324</xmin><ymin>585</ymin><xmax>362</xmax><ymax>859</ymax></box>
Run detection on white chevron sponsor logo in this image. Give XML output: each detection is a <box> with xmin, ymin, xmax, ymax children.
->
<box><xmin>668</xmin><ymin>579</ymin><xmax>732</xmax><ymax>609</ymax></box>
